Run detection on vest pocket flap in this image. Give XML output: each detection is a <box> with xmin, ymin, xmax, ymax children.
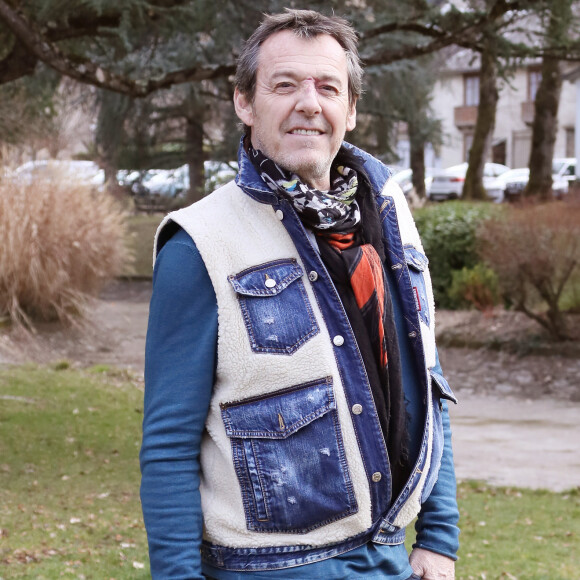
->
<box><xmin>430</xmin><ymin>370</ymin><xmax>458</xmax><ymax>404</ymax></box>
<box><xmin>228</xmin><ymin>259</ymin><xmax>304</xmax><ymax>297</ymax></box>
<box><xmin>404</xmin><ymin>246</ymin><xmax>429</xmax><ymax>272</ymax></box>
<box><xmin>221</xmin><ymin>378</ymin><xmax>335</xmax><ymax>439</ymax></box>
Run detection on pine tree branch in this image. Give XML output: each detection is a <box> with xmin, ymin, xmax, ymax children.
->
<box><xmin>0</xmin><ymin>0</ymin><xmax>235</xmax><ymax>95</ymax></box>
<box><xmin>0</xmin><ymin>37</ymin><xmax>37</xmax><ymax>83</ymax></box>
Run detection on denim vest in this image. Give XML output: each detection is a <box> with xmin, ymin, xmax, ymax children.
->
<box><xmin>154</xmin><ymin>142</ymin><xmax>457</xmax><ymax>572</ymax></box>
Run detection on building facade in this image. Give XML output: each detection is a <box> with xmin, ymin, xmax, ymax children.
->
<box><xmin>429</xmin><ymin>48</ymin><xmax>577</xmax><ymax>170</ymax></box>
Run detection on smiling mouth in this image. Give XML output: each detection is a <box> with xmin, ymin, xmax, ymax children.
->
<box><xmin>290</xmin><ymin>129</ymin><xmax>323</xmax><ymax>136</ymax></box>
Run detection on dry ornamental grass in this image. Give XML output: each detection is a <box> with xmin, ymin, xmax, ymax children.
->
<box><xmin>0</xmin><ymin>171</ymin><xmax>129</xmax><ymax>327</ymax></box>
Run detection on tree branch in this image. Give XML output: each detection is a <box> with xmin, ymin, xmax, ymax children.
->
<box><xmin>0</xmin><ymin>0</ymin><xmax>235</xmax><ymax>96</ymax></box>
<box><xmin>360</xmin><ymin>21</ymin><xmax>449</xmax><ymax>42</ymax></box>
<box><xmin>363</xmin><ymin>34</ymin><xmax>484</xmax><ymax>67</ymax></box>
<box><xmin>0</xmin><ymin>38</ymin><xmax>37</xmax><ymax>83</ymax></box>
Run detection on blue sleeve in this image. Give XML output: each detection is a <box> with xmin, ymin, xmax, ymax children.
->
<box><xmin>413</xmin><ymin>351</ymin><xmax>460</xmax><ymax>560</ymax></box>
<box><xmin>140</xmin><ymin>228</ymin><xmax>218</xmax><ymax>579</ymax></box>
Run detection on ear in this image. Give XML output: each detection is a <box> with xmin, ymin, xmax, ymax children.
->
<box><xmin>346</xmin><ymin>98</ymin><xmax>357</xmax><ymax>132</ymax></box>
<box><xmin>234</xmin><ymin>88</ymin><xmax>254</xmax><ymax>127</ymax></box>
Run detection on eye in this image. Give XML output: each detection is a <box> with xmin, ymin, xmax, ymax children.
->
<box><xmin>275</xmin><ymin>82</ymin><xmax>295</xmax><ymax>92</ymax></box>
<box><xmin>319</xmin><ymin>84</ymin><xmax>340</xmax><ymax>95</ymax></box>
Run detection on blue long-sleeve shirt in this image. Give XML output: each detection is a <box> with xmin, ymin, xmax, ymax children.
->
<box><xmin>140</xmin><ymin>228</ymin><xmax>459</xmax><ymax>579</ymax></box>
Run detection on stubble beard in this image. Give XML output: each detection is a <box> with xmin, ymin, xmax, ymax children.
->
<box><xmin>253</xmin><ymin>133</ymin><xmax>338</xmax><ymax>191</ymax></box>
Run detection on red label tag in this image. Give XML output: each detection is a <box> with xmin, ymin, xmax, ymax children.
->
<box><xmin>413</xmin><ymin>286</ymin><xmax>422</xmax><ymax>311</ymax></box>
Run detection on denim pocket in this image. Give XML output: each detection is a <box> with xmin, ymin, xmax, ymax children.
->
<box><xmin>221</xmin><ymin>377</ymin><xmax>358</xmax><ymax>533</ymax></box>
<box><xmin>404</xmin><ymin>246</ymin><xmax>430</xmax><ymax>327</ymax></box>
<box><xmin>228</xmin><ymin>259</ymin><xmax>319</xmax><ymax>354</ymax></box>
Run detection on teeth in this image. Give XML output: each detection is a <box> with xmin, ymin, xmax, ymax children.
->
<box><xmin>292</xmin><ymin>129</ymin><xmax>321</xmax><ymax>135</ymax></box>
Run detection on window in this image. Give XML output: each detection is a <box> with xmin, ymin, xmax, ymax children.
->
<box><xmin>528</xmin><ymin>69</ymin><xmax>542</xmax><ymax>102</ymax></box>
<box><xmin>464</xmin><ymin>75</ymin><xmax>480</xmax><ymax>106</ymax></box>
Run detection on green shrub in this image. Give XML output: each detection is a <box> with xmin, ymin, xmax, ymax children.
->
<box><xmin>449</xmin><ymin>263</ymin><xmax>500</xmax><ymax>312</ymax></box>
<box><xmin>0</xmin><ymin>173</ymin><xmax>129</xmax><ymax>327</ymax></box>
<box><xmin>414</xmin><ymin>201</ymin><xmax>502</xmax><ymax>308</ymax></box>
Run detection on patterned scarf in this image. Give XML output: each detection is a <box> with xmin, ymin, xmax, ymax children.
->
<box><xmin>248</xmin><ymin>145</ymin><xmax>360</xmax><ymax>232</ymax></box>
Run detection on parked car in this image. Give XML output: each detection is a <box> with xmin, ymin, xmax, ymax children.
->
<box><xmin>117</xmin><ymin>161</ymin><xmax>238</xmax><ymax>210</ymax></box>
<box><xmin>391</xmin><ymin>167</ymin><xmax>435</xmax><ymax>198</ymax></box>
<box><xmin>11</xmin><ymin>160</ymin><xmax>105</xmax><ymax>190</ymax></box>
<box><xmin>428</xmin><ymin>162</ymin><xmax>510</xmax><ymax>202</ymax></box>
<box><xmin>552</xmin><ymin>157</ymin><xmax>576</xmax><ymax>197</ymax></box>
<box><xmin>486</xmin><ymin>167</ymin><xmax>530</xmax><ymax>202</ymax></box>
<box><xmin>140</xmin><ymin>166</ymin><xmax>189</xmax><ymax>198</ymax></box>
<box><xmin>503</xmin><ymin>159</ymin><xmax>576</xmax><ymax>201</ymax></box>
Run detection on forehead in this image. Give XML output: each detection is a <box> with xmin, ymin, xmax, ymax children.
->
<box><xmin>257</xmin><ymin>30</ymin><xmax>348</xmax><ymax>82</ymax></box>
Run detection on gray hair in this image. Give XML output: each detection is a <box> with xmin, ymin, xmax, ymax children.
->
<box><xmin>235</xmin><ymin>9</ymin><xmax>363</xmax><ymax>107</ymax></box>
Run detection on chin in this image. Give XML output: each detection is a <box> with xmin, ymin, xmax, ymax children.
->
<box><xmin>281</xmin><ymin>152</ymin><xmax>333</xmax><ymax>176</ymax></box>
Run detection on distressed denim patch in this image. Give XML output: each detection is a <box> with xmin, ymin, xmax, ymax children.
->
<box><xmin>228</xmin><ymin>259</ymin><xmax>319</xmax><ymax>354</ymax></box>
<box><xmin>221</xmin><ymin>377</ymin><xmax>358</xmax><ymax>533</ymax></box>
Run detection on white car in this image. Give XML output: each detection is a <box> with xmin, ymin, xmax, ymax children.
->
<box><xmin>486</xmin><ymin>167</ymin><xmax>531</xmax><ymax>203</ymax></box>
<box><xmin>11</xmin><ymin>160</ymin><xmax>105</xmax><ymax>190</ymax></box>
<box><xmin>502</xmin><ymin>159</ymin><xmax>576</xmax><ymax>201</ymax></box>
<box><xmin>428</xmin><ymin>162</ymin><xmax>510</xmax><ymax>202</ymax></box>
<box><xmin>552</xmin><ymin>158</ymin><xmax>576</xmax><ymax>197</ymax></box>
<box><xmin>121</xmin><ymin>162</ymin><xmax>238</xmax><ymax>199</ymax></box>
<box><xmin>391</xmin><ymin>167</ymin><xmax>435</xmax><ymax>198</ymax></box>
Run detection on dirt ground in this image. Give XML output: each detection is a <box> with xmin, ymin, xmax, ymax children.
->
<box><xmin>1</xmin><ymin>279</ymin><xmax>579</xmax><ymax>492</ymax></box>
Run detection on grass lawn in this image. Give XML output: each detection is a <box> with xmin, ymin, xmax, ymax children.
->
<box><xmin>0</xmin><ymin>365</ymin><xmax>149</xmax><ymax>578</ymax></box>
<box><xmin>452</xmin><ymin>481</ymin><xmax>580</xmax><ymax>579</ymax></box>
<box><xmin>1</xmin><ymin>364</ymin><xmax>579</xmax><ymax>578</ymax></box>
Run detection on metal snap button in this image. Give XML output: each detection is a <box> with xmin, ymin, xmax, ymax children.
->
<box><xmin>352</xmin><ymin>404</ymin><xmax>363</xmax><ymax>415</ymax></box>
<box><xmin>265</xmin><ymin>278</ymin><xmax>276</xmax><ymax>288</ymax></box>
<box><xmin>372</xmin><ymin>472</ymin><xmax>382</xmax><ymax>482</ymax></box>
<box><xmin>333</xmin><ymin>335</ymin><xmax>344</xmax><ymax>346</ymax></box>
<box><xmin>308</xmin><ymin>270</ymin><xmax>318</xmax><ymax>282</ymax></box>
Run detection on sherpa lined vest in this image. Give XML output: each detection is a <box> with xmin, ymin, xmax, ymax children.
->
<box><xmin>154</xmin><ymin>176</ymin><xmax>445</xmax><ymax>571</ymax></box>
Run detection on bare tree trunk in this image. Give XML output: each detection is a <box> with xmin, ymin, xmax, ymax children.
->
<box><xmin>463</xmin><ymin>43</ymin><xmax>498</xmax><ymax>201</ymax></box>
<box><xmin>524</xmin><ymin>58</ymin><xmax>561</xmax><ymax>200</ymax></box>
<box><xmin>95</xmin><ymin>90</ymin><xmax>131</xmax><ymax>189</ymax></box>
<box><xmin>409</xmin><ymin>121</ymin><xmax>426</xmax><ymax>199</ymax></box>
<box><xmin>185</xmin><ymin>116</ymin><xmax>205</xmax><ymax>205</ymax></box>
<box><xmin>524</xmin><ymin>1</ymin><xmax>571</xmax><ymax>201</ymax></box>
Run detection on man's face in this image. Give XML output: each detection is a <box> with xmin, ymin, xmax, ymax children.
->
<box><xmin>234</xmin><ymin>30</ymin><xmax>357</xmax><ymax>191</ymax></box>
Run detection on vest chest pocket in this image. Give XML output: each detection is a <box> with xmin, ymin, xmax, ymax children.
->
<box><xmin>404</xmin><ymin>246</ymin><xmax>431</xmax><ymax>327</ymax></box>
<box><xmin>228</xmin><ymin>259</ymin><xmax>319</xmax><ymax>354</ymax></box>
<box><xmin>220</xmin><ymin>378</ymin><xmax>358</xmax><ymax>534</ymax></box>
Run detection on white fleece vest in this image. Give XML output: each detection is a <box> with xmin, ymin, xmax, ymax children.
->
<box><xmin>154</xmin><ymin>179</ymin><xmax>437</xmax><ymax>550</ymax></box>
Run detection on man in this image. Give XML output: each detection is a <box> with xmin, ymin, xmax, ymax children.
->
<box><xmin>141</xmin><ymin>9</ymin><xmax>459</xmax><ymax>580</ymax></box>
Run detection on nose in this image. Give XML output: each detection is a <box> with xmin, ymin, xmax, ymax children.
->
<box><xmin>295</xmin><ymin>81</ymin><xmax>321</xmax><ymax>116</ymax></box>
